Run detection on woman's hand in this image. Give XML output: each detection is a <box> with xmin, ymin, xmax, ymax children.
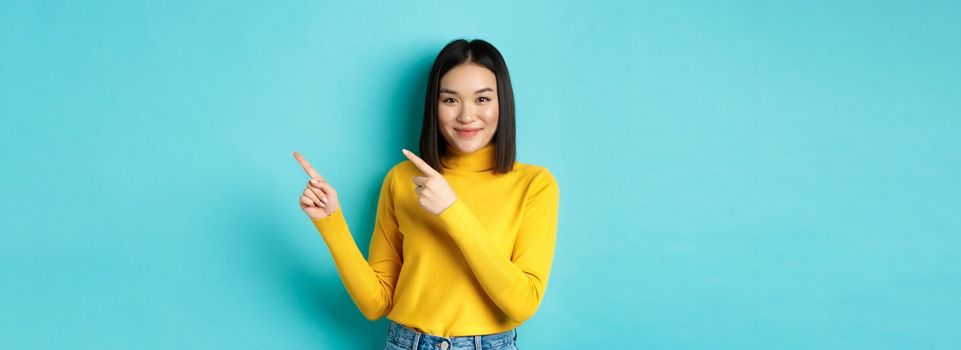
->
<box><xmin>293</xmin><ymin>151</ymin><xmax>341</xmax><ymax>220</ymax></box>
<box><xmin>402</xmin><ymin>148</ymin><xmax>458</xmax><ymax>216</ymax></box>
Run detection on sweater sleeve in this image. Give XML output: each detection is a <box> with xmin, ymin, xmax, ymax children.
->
<box><xmin>436</xmin><ymin>167</ymin><xmax>560</xmax><ymax>323</ymax></box>
<box><xmin>310</xmin><ymin>169</ymin><xmax>403</xmax><ymax>321</ymax></box>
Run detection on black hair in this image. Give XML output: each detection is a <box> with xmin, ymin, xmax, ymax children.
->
<box><xmin>419</xmin><ymin>38</ymin><xmax>516</xmax><ymax>174</ymax></box>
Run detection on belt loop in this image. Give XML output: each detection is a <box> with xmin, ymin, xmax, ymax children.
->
<box><xmin>474</xmin><ymin>335</ymin><xmax>482</xmax><ymax>349</ymax></box>
<box><xmin>412</xmin><ymin>332</ymin><xmax>421</xmax><ymax>350</ymax></box>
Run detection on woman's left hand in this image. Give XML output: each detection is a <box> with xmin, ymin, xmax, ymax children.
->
<box><xmin>402</xmin><ymin>148</ymin><xmax>458</xmax><ymax>216</ymax></box>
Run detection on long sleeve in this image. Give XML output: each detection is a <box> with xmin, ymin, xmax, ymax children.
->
<box><xmin>310</xmin><ymin>169</ymin><xmax>403</xmax><ymax>321</ymax></box>
<box><xmin>436</xmin><ymin>167</ymin><xmax>560</xmax><ymax>323</ymax></box>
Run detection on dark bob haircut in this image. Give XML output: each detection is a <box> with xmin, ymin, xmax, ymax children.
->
<box><xmin>419</xmin><ymin>38</ymin><xmax>516</xmax><ymax>175</ymax></box>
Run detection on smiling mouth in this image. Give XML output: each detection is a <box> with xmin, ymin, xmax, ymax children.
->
<box><xmin>455</xmin><ymin>128</ymin><xmax>481</xmax><ymax>137</ymax></box>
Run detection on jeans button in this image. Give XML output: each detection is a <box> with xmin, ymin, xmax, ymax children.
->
<box><xmin>439</xmin><ymin>341</ymin><xmax>449</xmax><ymax>350</ymax></box>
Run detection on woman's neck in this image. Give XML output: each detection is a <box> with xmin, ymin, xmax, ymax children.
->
<box><xmin>441</xmin><ymin>143</ymin><xmax>496</xmax><ymax>172</ymax></box>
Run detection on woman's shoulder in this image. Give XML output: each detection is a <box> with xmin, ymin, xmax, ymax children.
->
<box><xmin>383</xmin><ymin>160</ymin><xmax>424</xmax><ymax>186</ymax></box>
<box><xmin>387</xmin><ymin>159</ymin><xmax>419</xmax><ymax>177</ymax></box>
<box><xmin>512</xmin><ymin>162</ymin><xmax>560</xmax><ymax>202</ymax></box>
<box><xmin>510</xmin><ymin>161</ymin><xmax>559</xmax><ymax>190</ymax></box>
<box><xmin>512</xmin><ymin>161</ymin><xmax>552</xmax><ymax>176</ymax></box>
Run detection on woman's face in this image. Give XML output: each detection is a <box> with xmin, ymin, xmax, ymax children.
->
<box><xmin>437</xmin><ymin>63</ymin><xmax>499</xmax><ymax>154</ymax></box>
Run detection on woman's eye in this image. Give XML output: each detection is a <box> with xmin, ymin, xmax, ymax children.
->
<box><xmin>442</xmin><ymin>98</ymin><xmax>456</xmax><ymax>104</ymax></box>
<box><xmin>478</xmin><ymin>97</ymin><xmax>491</xmax><ymax>102</ymax></box>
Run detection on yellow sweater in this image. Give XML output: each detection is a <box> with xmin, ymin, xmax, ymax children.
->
<box><xmin>311</xmin><ymin>142</ymin><xmax>559</xmax><ymax>337</ymax></box>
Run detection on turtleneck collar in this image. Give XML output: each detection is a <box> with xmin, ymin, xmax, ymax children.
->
<box><xmin>441</xmin><ymin>143</ymin><xmax>496</xmax><ymax>172</ymax></box>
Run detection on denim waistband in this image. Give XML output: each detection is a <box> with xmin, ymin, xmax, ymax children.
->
<box><xmin>386</xmin><ymin>319</ymin><xmax>517</xmax><ymax>350</ymax></box>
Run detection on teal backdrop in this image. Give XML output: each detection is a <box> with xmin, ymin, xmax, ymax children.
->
<box><xmin>2</xmin><ymin>1</ymin><xmax>959</xmax><ymax>349</ymax></box>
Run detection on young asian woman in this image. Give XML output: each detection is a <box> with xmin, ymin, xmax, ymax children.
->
<box><xmin>293</xmin><ymin>38</ymin><xmax>559</xmax><ymax>350</ymax></box>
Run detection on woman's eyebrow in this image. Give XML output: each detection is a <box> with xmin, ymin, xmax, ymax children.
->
<box><xmin>439</xmin><ymin>87</ymin><xmax>494</xmax><ymax>94</ymax></box>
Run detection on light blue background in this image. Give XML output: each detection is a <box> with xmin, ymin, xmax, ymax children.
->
<box><xmin>2</xmin><ymin>1</ymin><xmax>959</xmax><ymax>349</ymax></box>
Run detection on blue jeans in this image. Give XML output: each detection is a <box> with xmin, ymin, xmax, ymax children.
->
<box><xmin>384</xmin><ymin>319</ymin><xmax>519</xmax><ymax>350</ymax></box>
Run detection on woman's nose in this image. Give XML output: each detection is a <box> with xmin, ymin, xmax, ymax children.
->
<box><xmin>457</xmin><ymin>105</ymin><xmax>476</xmax><ymax>123</ymax></box>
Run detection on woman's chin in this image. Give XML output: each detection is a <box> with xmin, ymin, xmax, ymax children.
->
<box><xmin>445</xmin><ymin>134</ymin><xmax>493</xmax><ymax>154</ymax></box>
<box><xmin>453</xmin><ymin>144</ymin><xmax>472</xmax><ymax>153</ymax></box>
<box><xmin>453</xmin><ymin>141</ymin><xmax>484</xmax><ymax>153</ymax></box>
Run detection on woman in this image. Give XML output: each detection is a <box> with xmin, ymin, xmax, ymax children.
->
<box><xmin>292</xmin><ymin>38</ymin><xmax>559</xmax><ymax>350</ymax></box>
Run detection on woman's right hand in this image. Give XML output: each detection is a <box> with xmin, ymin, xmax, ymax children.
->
<box><xmin>293</xmin><ymin>151</ymin><xmax>341</xmax><ymax>220</ymax></box>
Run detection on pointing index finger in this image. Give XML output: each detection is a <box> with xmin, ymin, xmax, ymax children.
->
<box><xmin>402</xmin><ymin>149</ymin><xmax>439</xmax><ymax>176</ymax></box>
<box><xmin>292</xmin><ymin>151</ymin><xmax>322</xmax><ymax>179</ymax></box>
